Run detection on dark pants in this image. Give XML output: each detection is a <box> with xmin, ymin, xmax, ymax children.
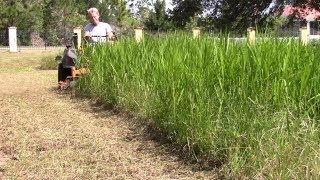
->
<box><xmin>58</xmin><ymin>63</ymin><xmax>72</xmax><ymax>82</ymax></box>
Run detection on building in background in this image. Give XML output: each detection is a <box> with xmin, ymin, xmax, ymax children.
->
<box><xmin>264</xmin><ymin>0</ymin><xmax>320</xmax><ymax>36</ymax></box>
<box><xmin>282</xmin><ymin>2</ymin><xmax>320</xmax><ymax>35</ymax></box>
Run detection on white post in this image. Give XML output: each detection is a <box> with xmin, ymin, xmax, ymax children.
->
<box><xmin>73</xmin><ymin>27</ymin><xmax>82</xmax><ymax>50</ymax></box>
<box><xmin>9</xmin><ymin>27</ymin><xmax>18</xmax><ymax>52</ymax></box>
<box><xmin>307</xmin><ymin>21</ymin><xmax>311</xmax><ymax>35</ymax></box>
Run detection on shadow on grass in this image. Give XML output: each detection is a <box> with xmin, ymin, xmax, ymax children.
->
<box><xmin>49</xmin><ymin>87</ymin><xmax>225</xmax><ymax>178</ymax></box>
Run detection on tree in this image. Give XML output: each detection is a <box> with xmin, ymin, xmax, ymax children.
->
<box><xmin>210</xmin><ymin>0</ymin><xmax>273</xmax><ymax>33</ymax></box>
<box><xmin>127</xmin><ymin>0</ymin><xmax>152</xmax><ymax>19</ymax></box>
<box><xmin>42</xmin><ymin>0</ymin><xmax>87</xmax><ymax>45</ymax></box>
<box><xmin>291</xmin><ymin>0</ymin><xmax>320</xmax><ymax>9</ymax></box>
<box><xmin>145</xmin><ymin>0</ymin><xmax>172</xmax><ymax>30</ymax></box>
<box><xmin>0</xmin><ymin>0</ymin><xmax>44</xmax><ymax>30</ymax></box>
<box><xmin>0</xmin><ymin>0</ymin><xmax>45</xmax><ymax>45</ymax></box>
<box><xmin>126</xmin><ymin>0</ymin><xmax>153</xmax><ymax>27</ymax></box>
<box><xmin>170</xmin><ymin>0</ymin><xmax>203</xmax><ymax>28</ymax></box>
<box><xmin>116</xmin><ymin>0</ymin><xmax>129</xmax><ymax>26</ymax></box>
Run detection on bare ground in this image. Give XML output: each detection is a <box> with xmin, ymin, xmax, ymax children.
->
<box><xmin>0</xmin><ymin>51</ymin><xmax>219</xmax><ymax>179</ymax></box>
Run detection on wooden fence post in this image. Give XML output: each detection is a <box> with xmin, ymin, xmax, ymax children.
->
<box><xmin>247</xmin><ymin>27</ymin><xmax>256</xmax><ymax>44</ymax></box>
<box><xmin>73</xmin><ymin>27</ymin><xmax>82</xmax><ymax>50</ymax></box>
<box><xmin>192</xmin><ymin>27</ymin><xmax>201</xmax><ymax>38</ymax></box>
<box><xmin>300</xmin><ymin>27</ymin><xmax>309</xmax><ymax>45</ymax></box>
<box><xmin>134</xmin><ymin>27</ymin><xmax>143</xmax><ymax>43</ymax></box>
<box><xmin>9</xmin><ymin>27</ymin><xmax>18</xmax><ymax>52</ymax></box>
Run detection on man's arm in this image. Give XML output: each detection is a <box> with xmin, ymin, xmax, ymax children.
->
<box><xmin>105</xmin><ymin>23</ymin><xmax>115</xmax><ymax>40</ymax></box>
<box><xmin>107</xmin><ymin>31</ymin><xmax>114</xmax><ymax>40</ymax></box>
<box><xmin>84</xmin><ymin>31</ymin><xmax>92</xmax><ymax>41</ymax></box>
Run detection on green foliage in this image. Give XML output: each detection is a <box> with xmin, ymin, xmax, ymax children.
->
<box><xmin>0</xmin><ymin>0</ymin><xmax>89</xmax><ymax>45</ymax></box>
<box><xmin>212</xmin><ymin>1</ymin><xmax>272</xmax><ymax>33</ymax></box>
<box><xmin>39</xmin><ymin>54</ymin><xmax>60</xmax><ymax>70</ymax></box>
<box><xmin>171</xmin><ymin>0</ymin><xmax>203</xmax><ymax>28</ymax></box>
<box><xmin>42</xmin><ymin>0</ymin><xmax>87</xmax><ymax>45</ymax></box>
<box><xmin>145</xmin><ymin>0</ymin><xmax>173</xmax><ymax>30</ymax></box>
<box><xmin>265</xmin><ymin>15</ymin><xmax>289</xmax><ymax>32</ymax></box>
<box><xmin>116</xmin><ymin>0</ymin><xmax>129</xmax><ymax>26</ymax></box>
<box><xmin>0</xmin><ymin>0</ymin><xmax>131</xmax><ymax>45</ymax></box>
<box><xmin>127</xmin><ymin>0</ymin><xmax>152</xmax><ymax>27</ymax></box>
<box><xmin>0</xmin><ymin>0</ymin><xmax>311</xmax><ymax>44</ymax></box>
<box><xmin>185</xmin><ymin>16</ymin><xmax>199</xmax><ymax>30</ymax></box>
<box><xmin>0</xmin><ymin>0</ymin><xmax>44</xmax><ymax>30</ymax></box>
<box><xmin>0</xmin><ymin>1</ymin><xmax>8</xmax><ymax>29</ymax></box>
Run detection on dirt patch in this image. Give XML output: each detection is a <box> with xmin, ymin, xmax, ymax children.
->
<box><xmin>0</xmin><ymin>52</ymin><xmax>219</xmax><ymax>179</ymax></box>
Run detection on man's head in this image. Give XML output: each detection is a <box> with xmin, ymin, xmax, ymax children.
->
<box><xmin>87</xmin><ymin>7</ymin><xmax>100</xmax><ymax>25</ymax></box>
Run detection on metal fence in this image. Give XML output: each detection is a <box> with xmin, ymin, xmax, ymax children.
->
<box><xmin>0</xmin><ymin>46</ymin><xmax>65</xmax><ymax>51</ymax></box>
<box><xmin>310</xmin><ymin>21</ymin><xmax>320</xmax><ymax>35</ymax></box>
<box><xmin>1</xmin><ymin>25</ymin><xmax>320</xmax><ymax>52</ymax></box>
<box><xmin>16</xmin><ymin>29</ymin><xmax>74</xmax><ymax>47</ymax></box>
<box><xmin>0</xmin><ymin>28</ymin><xmax>74</xmax><ymax>51</ymax></box>
<box><xmin>0</xmin><ymin>29</ymin><xmax>8</xmax><ymax>46</ymax></box>
<box><xmin>276</xmin><ymin>27</ymin><xmax>300</xmax><ymax>37</ymax></box>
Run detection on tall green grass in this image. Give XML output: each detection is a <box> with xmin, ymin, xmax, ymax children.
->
<box><xmin>76</xmin><ymin>33</ymin><xmax>320</xmax><ymax>178</ymax></box>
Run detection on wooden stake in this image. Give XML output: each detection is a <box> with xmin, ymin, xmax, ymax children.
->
<box><xmin>73</xmin><ymin>27</ymin><xmax>82</xmax><ymax>50</ymax></box>
<box><xmin>134</xmin><ymin>27</ymin><xmax>143</xmax><ymax>43</ymax></box>
<box><xmin>300</xmin><ymin>27</ymin><xmax>309</xmax><ymax>45</ymax></box>
<box><xmin>247</xmin><ymin>27</ymin><xmax>256</xmax><ymax>44</ymax></box>
<box><xmin>192</xmin><ymin>27</ymin><xmax>201</xmax><ymax>38</ymax></box>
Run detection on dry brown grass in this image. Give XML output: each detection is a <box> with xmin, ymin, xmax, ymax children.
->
<box><xmin>0</xmin><ymin>50</ymin><xmax>61</xmax><ymax>72</ymax></box>
<box><xmin>0</xmin><ymin>51</ymin><xmax>218</xmax><ymax>179</ymax></box>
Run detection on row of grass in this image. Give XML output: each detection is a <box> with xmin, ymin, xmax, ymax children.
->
<box><xmin>76</xmin><ymin>33</ymin><xmax>319</xmax><ymax>178</ymax></box>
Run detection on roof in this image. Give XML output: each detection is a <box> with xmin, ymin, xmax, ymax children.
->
<box><xmin>282</xmin><ymin>5</ymin><xmax>320</xmax><ymax>21</ymax></box>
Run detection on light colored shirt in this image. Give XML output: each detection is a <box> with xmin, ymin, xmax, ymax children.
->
<box><xmin>84</xmin><ymin>22</ymin><xmax>113</xmax><ymax>43</ymax></box>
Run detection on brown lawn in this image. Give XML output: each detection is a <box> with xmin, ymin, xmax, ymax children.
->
<box><xmin>0</xmin><ymin>50</ymin><xmax>218</xmax><ymax>179</ymax></box>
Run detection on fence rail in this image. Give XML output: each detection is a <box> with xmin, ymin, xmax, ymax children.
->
<box><xmin>0</xmin><ymin>30</ymin><xmax>8</xmax><ymax>46</ymax></box>
<box><xmin>1</xmin><ymin>36</ymin><xmax>319</xmax><ymax>52</ymax></box>
<box><xmin>0</xmin><ymin>46</ymin><xmax>65</xmax><ymax>51</ymax></box>
<box><xmin>1</xmin><ymin>27</ymin><xmax>320</xmax><ymax>52</ymax></box>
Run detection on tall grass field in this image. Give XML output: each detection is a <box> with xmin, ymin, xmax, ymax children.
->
<box><xmin>76</xmin><ymin>33</ymin><xmax>319</xmax><ymax>178</ymax></box>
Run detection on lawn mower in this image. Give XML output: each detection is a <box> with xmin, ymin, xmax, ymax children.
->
<box><xmin>57</xmin><ymin>33</ymin><xmax>117</xmax><ymax>90</ymax></box>
<box><xmin>57</xmin><ymin>41</ymin><xmax>88</xmax><ymax>90</ymax></box>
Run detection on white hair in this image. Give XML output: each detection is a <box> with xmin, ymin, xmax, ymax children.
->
<box><xmin>87</xmin><ymin>7</ymin><xmax>99</xmax><ymax>14</ymax></box>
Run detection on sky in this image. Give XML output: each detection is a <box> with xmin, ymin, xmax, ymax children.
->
<box><xmin>262</xmin><ymin>0</ymin><xmax>277</xmax><ymax>16</ymax></box>
<box><xmin>165</xmin><ymin>0</ymin><xmax>173</xmax><ymax>10</ymax></box>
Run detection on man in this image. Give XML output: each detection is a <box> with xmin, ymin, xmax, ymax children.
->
<box><xmin>84</xmin><ymin>7</ymin><xmax>114</xmax><ymax>43</ymax></box>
